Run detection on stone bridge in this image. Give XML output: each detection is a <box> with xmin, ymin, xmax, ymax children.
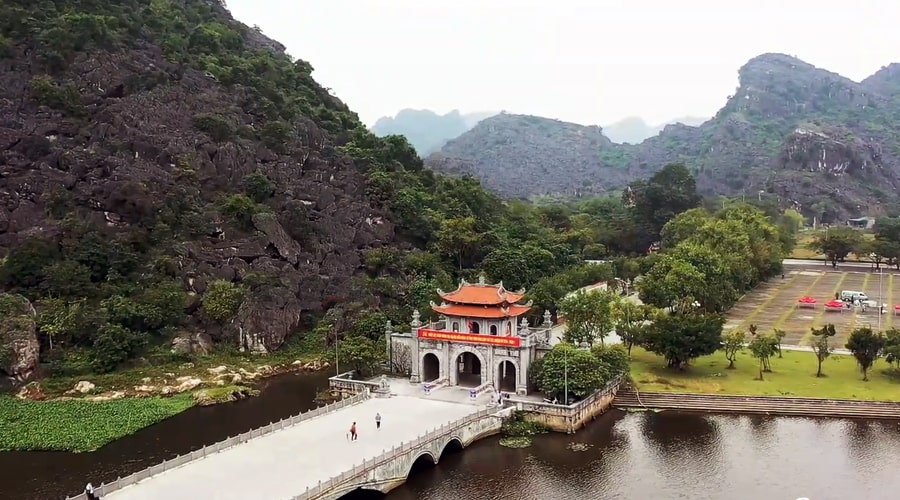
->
<box><xmin>296</xmin><ymin>407</ymin><xmax>509</xmax><ymax>499</ymax></box>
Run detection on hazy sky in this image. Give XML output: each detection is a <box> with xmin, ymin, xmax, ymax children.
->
<box><xmin>227</xmin><ymin>0</ymin><xmax>900</xmax><ymax>127</ymax></box>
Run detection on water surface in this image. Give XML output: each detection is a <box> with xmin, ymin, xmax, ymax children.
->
<box><xmin>1</xmin><ymin>371</ymin><xmax>330</xmax><ymax>499</ymax></box>
<box><xmin>385</xmin><ymin>411</ymin><xmax>900</xmax><ymax>500</ymax></box>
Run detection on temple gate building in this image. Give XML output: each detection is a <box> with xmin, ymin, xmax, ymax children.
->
<box><xmin>390</xmin><ymin>275</ymin><xmax>553</xmax><ymax>396</ymax></box>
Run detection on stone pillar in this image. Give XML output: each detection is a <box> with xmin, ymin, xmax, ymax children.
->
<box><xmin>516</xmin><ymin>346</ymin><xmax>530</xmax><ymax>396</ymax></box>
<box><xmin>384</xmin><ymin>320</ymin><xmax>392</xmax><ymax>361</ymax></box>
<box><xmin>409</xmin><ymin>311</ymin><xmax>421</xmax><ymax>383</ymax></box>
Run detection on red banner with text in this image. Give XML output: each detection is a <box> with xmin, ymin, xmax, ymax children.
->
<box><xmin>417</xmin><ymin>328</ymin><xmax>521</xmax><ymax>347</ymax></box>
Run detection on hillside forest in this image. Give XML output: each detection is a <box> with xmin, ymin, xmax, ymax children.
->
<box><xmin>0</xmin><ymin>0</ymin><xmax>838</xmax><ymax>385</ymax></box>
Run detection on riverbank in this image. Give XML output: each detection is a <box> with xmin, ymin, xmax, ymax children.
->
<box><xmin>612</xmin><ymin>391</ymin><xmax>900</xmax><ymax>419</ymax></box>
<box><xmin>629</xmin><ymin>347</ymin><xmax>900</xmax><ymax>401</ymax></box>
<box><xmin>1</xmin><ymin>346</ymin><xmax>331</xmax><ymax>452</ymax></box>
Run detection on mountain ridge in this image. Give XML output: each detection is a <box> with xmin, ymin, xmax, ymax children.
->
<box><xmin>370</xmin><ymin>108</ymin><xmax>497</xmax><ymax>155</ymax></box>
<box><xmin>427</xmin><ymin>53</ymin><xmax>900</xmax><ymax>220</ymax></box>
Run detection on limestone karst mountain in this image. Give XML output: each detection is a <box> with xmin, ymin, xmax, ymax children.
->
<box><xmin>427</xmin><ymin>54</ymin><xmax>900</xmax><ymax>221</ymax></box>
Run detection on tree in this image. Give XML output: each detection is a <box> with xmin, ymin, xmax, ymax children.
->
<box><xmin>810</xmin><ymin>324</ymin><xmax>836</xmax><ymax>377</ymax></box>
<box><xmin>629</xmin><ymin>163</ymin><xmax>702</xmax><ymax>239</ymax></box>
<box><xmin>845</xmin><ymin>327</ymin><xmax>885</xmax><ymax>381</ymax></box>
<box><xmin>433</xmin><ymin>216</ymin><xmax>483</xmax><ymax>270</ymax></box>
<box><xmin>531</xmin><ymin>343</ymin><xmax>608</xmax><ymax>402</ymax></box>
<box><xmin>748</xmin><ymin>333</ymin><xmax>778</xmax><ymax>381</ymax></box>
<box><xmin>390</xmin><ymin>342</ymin><xmax>412</xmax><ymax>375</ymax></box>
<box><xmin>560</xmin><ymin>289</ymin><xmax>619</xmax><ymax>346</ymax></box>
<box><xmin>721</xmin><ymin>330</ymin><xmax>745</xmax><ymax>369</ymax></box>
<box><xmin>883</xmin><ymin>328</ymin><xmax>900</xmax><ymax>369</ymax></box>
<box><xmin>340</xmin><ymin>335</ymin><xmax>384</xmax><ymax>377</ymax></box>
<box><xmin>641</xmin><ymin>313</ymin><xmax>725</xmax><ymax>369</ymax></box>
<box><xmin>772</xmin><ymin>328</ymin><xmax>786</xmax><ymax>358</ymax></box>
<box><xmin>660</xmin><ymin>207</ymin><xmax>710</xmax><ymax>249</ymax></box>
<box><xmin>611</xmin><ymin>300</ymin><xmax>655</xmax><ymax>355</ymax></box>
<box><xmin>811</xmin><ymin>226</ymin><xmax>863</xmax><ymax>268</ymax></box>
<box><xmin>591</xmin><ymin>344</ymin><xmax>630</xmax><ymax>377</ymax></box>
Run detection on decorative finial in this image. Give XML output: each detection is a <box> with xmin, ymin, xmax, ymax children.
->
<box><xmin>478</xmin><ymin>273</ymin><xmax>486</xmax><ymax>285</ymax></box>
<box><xmin>411</xmin><ymin>309</ymin><xmax>422</xmax><ymax>328</ymax></box>
<box><xmin>385</xmin><ymin>320</ymin><xmax>393</xmax><ymax>334</ymax></box>
<box><xmin>518</xmin><ymin>316</ymin><xmax>530</xmax><ymax>336</ymax></box>
<box><xmin>542</xmin><ymin>309</ymin><xmax>552</xmax><ymax>327</ymax></box>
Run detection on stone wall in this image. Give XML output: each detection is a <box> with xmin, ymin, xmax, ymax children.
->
<box><xmin>508</xmin><ymin>376</ymin><xmax>623</xmax><ymax>433</ymax></box>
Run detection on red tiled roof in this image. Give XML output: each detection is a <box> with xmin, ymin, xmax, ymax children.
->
<box><xmin>431</xmin><ymin>303</ymin><xmax>531</xmax><ymax>319</ymax></box>
<box><xmin>439</xmin><ymin>283</ymin><xmax>524</xmax><ymax>305</ymax></box>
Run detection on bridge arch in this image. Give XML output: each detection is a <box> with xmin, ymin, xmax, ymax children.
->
<box><xmin>440</xmin><ymin>437</ymin><xmax>463</xmax><ymax>459</ymax></box>
<box><xmin>407</xmin><ymin>451</ymin><xmax>437</xmax><ymax>478</ymax></box>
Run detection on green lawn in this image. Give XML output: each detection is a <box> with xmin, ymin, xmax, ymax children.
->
<box><xmin>791</xmin><ymin>230</ymin><xmax>875</xmax><ymax>260</ymax></box>
<box><xmin>0</xmin><ymin>394</ymin><xmax>194</xmax><ymax>452</ymax></box>
<box><xmin>629</xmin><ymin>347</ymin><xmax>900</xmax><ymax>401</ymax></box>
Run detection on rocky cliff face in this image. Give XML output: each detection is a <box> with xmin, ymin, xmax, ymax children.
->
<box><xmin>0</xmin><ymin>0</ymin><xmax>402</xmax><ymax>374</ymax></box>
<box><xmin>430</xmin><ymin>113</ymin><xmax>632</xmax><ymax>198</ymax></box>
<box><xmin>0</xmin><ymin>294</ymin><xmax>39</xmax><ymax>380</ymax></box>
<box><xmin>427</xmin><ymin>53</ymin><xmax>900</xmax><ymax>219</ymax></box>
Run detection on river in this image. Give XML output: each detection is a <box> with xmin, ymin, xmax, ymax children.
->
<box><xmin>5</xmin><ymin>373</ymin><xmax>899</xmax><ymax>500</ymax></box>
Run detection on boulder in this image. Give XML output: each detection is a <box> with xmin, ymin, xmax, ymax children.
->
<box><xmin>73</xmin><ymin>381</ymin><xmax>96</xmax><ymax>393</ymax></box>
<box><xmin>172</xmin><ymin>331</ymin><xmax>215</xmax><ymax>355</ymax></box>
<box><xmin>0</xmin><ymin>294</ymin><xmax>39</xmax><ymax>381</ymax></box>
<box><xmin>174</xmin><ymin>377</ymin><xmax>202</xmax><ymax>392</ymax></box>
<box><xmin>207</xmin><ymin>365</ymin><xmax>229</xmax><ymax>375</ymax></box>
<box><xmin>232</xmin><ymin>286</ymin><xmax>302</xmax><ymax>352</ymax></box>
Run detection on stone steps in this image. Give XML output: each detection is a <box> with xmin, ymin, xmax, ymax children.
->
<box><xmin>612</xmin><ymin>390</ymin><xmax>900</xmax><ymax>419</ymax></box>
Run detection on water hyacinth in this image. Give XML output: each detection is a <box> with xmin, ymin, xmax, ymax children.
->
<box><xmin>0</xmin><ymin>395</ymin><xmax>193</xmax><ymax>452</ymax></box>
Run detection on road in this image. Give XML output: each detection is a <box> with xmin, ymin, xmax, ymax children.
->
<box><xmin>783</xmin><ymin>258</ymin><xmax>875</xmax><ymax>269</ymax></box>
<box><xmin>105</xmin><ymin>395</ymin><xmax>480</xmax><ymax>500</ymax></box>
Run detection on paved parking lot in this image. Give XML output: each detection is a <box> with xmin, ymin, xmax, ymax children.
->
<box><xmin>724</xmin><ymin>270</ymin><xmax>898</xmax><ymax>346</ymax></box>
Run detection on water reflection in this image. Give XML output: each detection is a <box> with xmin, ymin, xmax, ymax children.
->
<box><xmin>1</xmin><ymin>371</ymin><xmax>331</xmax><ymax>500</ymax></box>
<box><xmin>390</xmin><ymin>411</ymin><xmax>900</xmax><ymax>500</ymax></box>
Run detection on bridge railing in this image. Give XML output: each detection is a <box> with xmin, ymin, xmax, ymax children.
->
<box><xmin>293</xmin><ymin>407</ymin><xmax>496</xmax><ymax>500</ymax></box>
<box><xmin>329</xmin><ymin>371</ymin><xmax>383</xmax><ymax>394</ymax></box>
<box><xmin>64</xmin><ymin>390</ymin><xmax>371</xmax><ymax>500</ymax></box>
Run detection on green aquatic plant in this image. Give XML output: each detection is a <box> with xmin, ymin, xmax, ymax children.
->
<box><xmin>0</xmin><ymin>394</ymin><xmax>193</xmax><ymax>452</ymax></box>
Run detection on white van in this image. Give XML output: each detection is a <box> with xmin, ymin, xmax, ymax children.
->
<box><xmin>841</xmin><ymin>291</ymin><xmax>868</xmax><ymax>302</ymax></box>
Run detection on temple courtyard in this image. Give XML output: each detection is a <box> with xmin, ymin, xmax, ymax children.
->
<box><xmin>723</xmin><ymin>269</ymin><xmax>900</xmax><ymax>346</ymax></box>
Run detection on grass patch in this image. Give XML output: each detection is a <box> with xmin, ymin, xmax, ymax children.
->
<box><xmin>38</xmin><ymin>334</ymin><xmax>326</xmax><ymax>396</ymax></box>
<box><xmin>629</xmin><ymin>347</ymin><xmax>900</xmax><ymax>401</ymax></box>
<box><xmin>0</xmin><ymin>394</ymin><xmax>194</xmax><ymax>452</ymax></box>
<box><xmin>791</xmin><ymin>230</ymin><xmax>874</xmax><ymax>260</ymax></box>
<box><xmin>193</xmin><ymin>385</ymin><xmax>258</xmax><ymax>406</ymax></box>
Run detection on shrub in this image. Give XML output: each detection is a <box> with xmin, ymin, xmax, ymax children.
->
<box><xmin>29</xmin><ymin>75</ymin><xmax>82</xmax><ymax>114</ymax></box>
<box><xmin>202</xmin><ymin>280</ymin><xmax>246</xmax><ymax>322</ymax></box>
<box><xmin>244</xmin><ymin>173</ymin><xmax>274</xmax><ymax>203</ymax></box>
<box><xmin>260</xmin><ymin>120</ymin><xmax>292</xmax><ymax>153</ymax></box>
<box><xmin>192</xmin><ymin>113</ymin><xmax>234</xmax><ymax>142</ymax></box>
<box><xmin>218</xmin><ymin>194</ymin><xmax>268</xmax><ymax>229</ymax></box>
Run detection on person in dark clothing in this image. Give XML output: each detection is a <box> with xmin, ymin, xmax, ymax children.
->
<box><xmin>375</xmin><ymin>413</ymin><xmax>381</xmax><ymax>429</ymax></box>
<box><xmin>85</xmin><ymin>483</ymin><xmax>99</xmax><ymax>500</ymax></box>
<box><xmin>349</xmin><ymin>422</ymin><xmax>358</xmax><ymax>441</ymax></box>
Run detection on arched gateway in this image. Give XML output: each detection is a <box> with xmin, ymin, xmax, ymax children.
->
<box><xmin>392</xmin><ymin>274</ymin><xmax>554</xmax><ymax>396</ymax></box>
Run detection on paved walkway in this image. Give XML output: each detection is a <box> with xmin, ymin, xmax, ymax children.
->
<box><xmin>106</xmin><ymin>395</ymin><xmax>480</xmax><ymax>500</ymax></box>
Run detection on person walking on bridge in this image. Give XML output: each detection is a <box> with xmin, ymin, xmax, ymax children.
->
<box><xmin>349</xmin><ymin>422</ymin><xmax>358</xmax><ymax>441</ymax></box>
<box><xmin>375</xmin><ymin>412</ymin><xmax>382</xmax><ymax>430</ymax></box>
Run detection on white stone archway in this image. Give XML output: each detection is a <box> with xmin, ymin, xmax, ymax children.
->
<box><xmin>419</xmin><ymin>348</ymin><xmax>445</xmax><ymax>382</ymax></box>
<box><xmin>449</xmin><ymin>344</ymin><xmax>487</xmax><ymax>387</ymax></box>
<box><xmin>496</xmin><ymin>359</ymin><xmax>519</xmax><ymax>392</ymax></box>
